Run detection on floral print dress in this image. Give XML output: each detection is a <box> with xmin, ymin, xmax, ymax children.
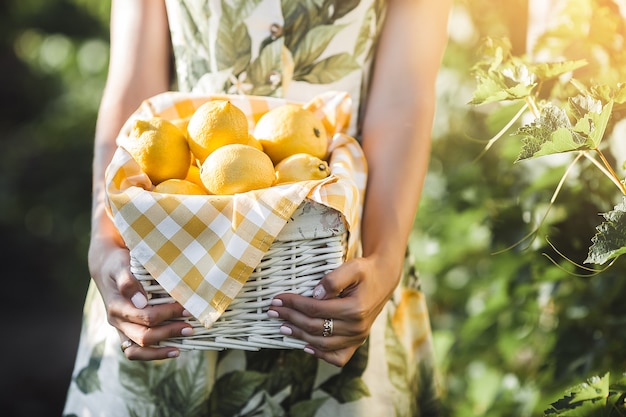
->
<box><xmin>63</xmin><ymin>1</ymin><xmax>440</xmax><ymax>416</ymax></box>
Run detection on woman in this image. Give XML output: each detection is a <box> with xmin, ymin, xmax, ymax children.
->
<box><xmin>63</xmin><ymin>0</ymin><xmax>451</xmax><ymax>415</ymax></box>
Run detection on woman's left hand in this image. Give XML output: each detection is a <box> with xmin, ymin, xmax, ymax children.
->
<box><xmin>268</xmin><ymin>256</ymin><xmax>398</xmax><ymax>367</ymax></box>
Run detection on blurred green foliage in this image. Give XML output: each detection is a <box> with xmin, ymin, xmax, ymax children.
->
<box><xmin>5</xmin><ymin>0</ymin><xmax>626</xmax><ymax>416</ymax></box>
<box><xmin>1</xmin><ymin>0</ymin><xmax>109</xmax><ymax>312</ymax></box>
<box><xmin>417</xmin><ymin>0</ymin><xmax>626</xmax><ymax>416</ymax></box>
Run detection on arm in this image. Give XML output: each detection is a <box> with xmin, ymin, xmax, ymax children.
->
<box><xmin>269</xmin><ymin>0</ymin><xmax>451</xmax><ymax>366</ymax></box>
<box><xmin>89</xmin><ymin>0</ymin><xmax>192</xmax><ymax>360</ymax></box>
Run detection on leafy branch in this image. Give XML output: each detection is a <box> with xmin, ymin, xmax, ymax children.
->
<box><xmin>469</xmin><ymin>35</ymin><xmax>626</xmax><ymax>267</ymax></box>
<box><xmin>544</xmin><ymin>372</ymin><xmax>626</xmax><ymax>416</ymax></box>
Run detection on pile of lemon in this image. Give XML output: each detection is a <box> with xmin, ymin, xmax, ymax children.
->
<box><xmin>119</xmin><ymin>100</ymin><xmax>331</xmax><ymax>196</ymax></box>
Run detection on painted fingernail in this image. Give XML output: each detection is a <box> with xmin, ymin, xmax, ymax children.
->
<box><xmin>181</xmin><ymin>327</ymin><xmax>194</xmax><ymax>336</ymax></box>
<box><xmin>303</xmin><ymin>347</ymin><xmax>315</xmax><ymax>355</ymax></box>
<box><xmin>131</xmin><ymin>292</ymin><xmax>148</xmax><ymax>309</ymax></box>
<box><xmin>267</xmin><ymin>310</ymin><xmax>279</xmax><ymax>318</ymax></box>
<box><xmin>182</xmin><ymin>309</ymin><xmax>192</xmax><ymax>317</ymax></box>
<box><xmin>271</xmin><ymin>298</ymin><xmax>283</xmax><ymax>307</ymax></box>
<box><xmin>168</xmin><ymin>350</ymin><xmax>180</xmax><ymax>358</ymax></box>
<box><xmin>279</xmin><ymin>325</ymin><xmax>292</xmax><ymax>336</ymax></box>
<box><xmin>313</xmin><ymin>285</ymin><xmax>326</xmax><ymax>299</ymax></box>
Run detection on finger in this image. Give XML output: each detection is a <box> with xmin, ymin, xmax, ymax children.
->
<box><xmin>273</xmin><ymin>308</ymin><xmax>339</xmax><ymax>337</ymax></box>
<box><xmin>115</xmin><ymin>263</ymin><xmax>150</xmax><ymax>309</ymax></box>
<box><xmin>271</xmin><ymin>293</ymin><xmax>358</xmax><ymax>324</ymax></box>
<box><xmin>312</xmin><ymin>259</ymin><xmax>362</xmax><ymax>300</ymax></box>
<box><xmin>119</xmin><ymin>318</ymin><xmax>194</xmax><ymax>348</ymax></box>
<box><xmin>119</xmin><ymin>332</ymin><xmax>181</xmax><ymax>360</ymax></box>
<box><xmin>303</xmin><ymin>345</ymin><xmax>361</xmax><ymax>367</ymax></box>
<box><xmin>279</xmin><ymin>322</ymin><xmax>354</xmax><ymax>351</ymax></box>
<box><xmin>109</xmin><ymin>296</ymin><xmax>189</xmax><ymax>328</ymax></box>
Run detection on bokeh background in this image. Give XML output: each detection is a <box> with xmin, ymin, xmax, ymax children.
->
<box><xmin>3</xmin><ymin>0</ymin><xmax>626</xmax><ymax>416</ymax></box>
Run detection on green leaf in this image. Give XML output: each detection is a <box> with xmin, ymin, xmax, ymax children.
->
<box><xmin>319</xmin><ymin>375</ymin><xmax>371</xmax><ymax>404</ymax></box>
<box><xmin>209</xmin><ymin>370</ymin><xmax>268</xmax><ymax>417</ymax></box>
<box><xmin>385</xmin><ymin>314</ymin><xmax>410</xmax><ymax>392</ymax></box>
<box><xmin>583</xmin><ymin>99</ymin><xmax>613</xmax><ymax>148</ymax></box>
<box><xmin>331</xmin><ymin>0</ymin><xmax>361</xmax><ymax>20</ymax></box>
<box><xmin>468</xmin><ymin>74</ymin><xmax>535</xmax><ymax>105</ymax></box>
<box><xmin>530</xmin><ymin>59</ymin><xmax>588</xmax><ymax>80</ymax></box>
<box><xmin>216</xmin><ymin>2</ymin><xmax>252</xmax><ymax>73</ymax></box>
<box><xmin>293</xmin><ymin>24</ymin><xmax>347</xmax><ymax>69</ymax></box>
<box><xmin>247</xmin><ymin>37</ymin><xmax>283</xmax><ymax>86</ymax></box>
<box><xmin>74</xmin><ymin>339</ymin><xmax>105</xmax><ymax>394</ymax></box>
<box><xmin>514</xmin><ymin>100</ymin><xmax>613</xmax><ymax>161</ymax></box>
<box><xmin>317</xmin><ymin>341</ymin><xmax>371</xmax><ymax>404</ymax></box>
<box><xmin>613</xmin><ymin>83</ymin><xmax>626</xmax><ymax>104</ymax></box>
<box><xmin>353</xmin><ymin>7</ymin><xmax>374</xmax><ymax>58</ymax></box>
<box><xmin>296</xmin><ymin>53</ymin><xmax>360</xmax><ymax>84</ymax></box>
<box><xmin>544</xmin><ymin>373</ymin><xmax>609</xmax><ymax>415</ymax></box>
<box><xmin>289</xmin><ymin>398</ymin><xmax>329</xmax><ymax>417</ymax></box>
<box><xmin>585</xmin><ymin>196</ymin><xmax>626</xmax><ymax>265</ymax></box>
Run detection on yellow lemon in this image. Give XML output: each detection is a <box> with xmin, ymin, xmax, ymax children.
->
<box><xmin>120</xmin><ymin>117</ymin><xmax>191</xmax><ymax>185</ymax></box>
<box><xmin>170</xmin><ymin>115</ymin><xmax>192</xmax><ymax>139</ymax></box>
<box><xmin>187</xmin><ymin>100</ymin><xmax>249</xmax><ymax>163</ymax></box>
<box><xmin>247</xmin><ymin>133</ymin><xmax>264</xmax><ymax>151</ymax></box>
<box><xmin>274</xmin><ymin>153</ymin><xmax>330</xmax><ymax>184</ymax></box>
<box><xmin>253</xmin><ymin>104</ymin><xmax>328</xmax><ymax>164</ymax></box>
<box><xmin>153</xmin><ymin>179</ymin><xmax>209</xmax><ymax>195</ymax></box>
<box><xmin>185</xmin><ymin>164</ymin><xmax>207</xmax><ymax>190</ymax></box>
<box><xmin>200</xmin><ymin>144</ymin><xmax>275</xmax><ymax>195</ymax></box>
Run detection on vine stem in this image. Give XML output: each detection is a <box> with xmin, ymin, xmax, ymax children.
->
<box><xmin>472</xmin><ymin>102</ymin><xmax>529</xmax><ymax>163</ymax></box>
<box><xmin>583</xmin><ymin>151</ymin><xmax>626</xmax><ymax>195</ymax></box>
<box><xmin>525</xmin><ymin>96</ymin><xmax>540</xmax><ymax>119</ymax></box>
<box><xmin>594</xmin><ymin>148</ymin><xmax>626</xmax><ymax>195</ymax></box>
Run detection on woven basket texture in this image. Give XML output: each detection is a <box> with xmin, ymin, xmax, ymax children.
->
<box><xmin>131</xmin><ymin>200</ymin><xmax>347</xmax><ymax>350</ymax></box>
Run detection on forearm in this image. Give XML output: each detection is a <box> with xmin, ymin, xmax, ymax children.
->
<box><xmin>359</xmin><ymin>0</ymin><xmax>450</xmax><ymax>286</ymax></box>
<box><xmin>89</xmin><ymin>0</ymin><xmax>171</xmax><ymax>253</ymax></box>
<box><xmin>360</xmin><ymin>95</ymin><xmax>435</xmax><ymax>280</ymax></box>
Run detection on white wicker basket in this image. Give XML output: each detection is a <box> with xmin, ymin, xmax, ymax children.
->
<box><xmin>130</xmin><ymin>199</ymin><xmax>347</xmax><ymax>351</ymax></box>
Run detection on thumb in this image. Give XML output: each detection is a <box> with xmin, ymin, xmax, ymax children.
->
<box><xmin>312</xmin><ymin>259</ymin><xmax>360</xmax><ymax>300</ymax></box>
<box><xmin>117</xmin><ymin>264</ymin><xmax>148</xmax><ymax>309</ymax></box>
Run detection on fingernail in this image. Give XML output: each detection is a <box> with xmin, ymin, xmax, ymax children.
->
<box><xmin>131</xmin><ymin>292</ymin><xmax>148</xmax><ymax>309</ymax></box>
<box><xmin>313</xmin><ymin>285</ymin><xmax>326</xmax><ymax>299</ymax></box>
<box><xmin>271</xmin><ymin>298</ymin><xmax>283</xmax><ymax>307</ymax></box>
<box><xmin>168</xmin><ymin>350</ymin><xmax>180</xmax><ymax>358</ymax></box>
<box><xmin>182</xmin><ymin>309</ymin><xmax>192</xmax><ymax>317</ymax></box>
<box><xmin>303</xmin><ymin>347</ymin><xmax>315</xmax><ymax>355</ymax></box>
<box><xmin>280</xmin><ymin>325</ymin><xmax>292</xmax><ymax>336</ymax></box>
<box><xmin>267</xmin><ymin>310</ymin><xmax>279</xmax><ymax>318</ymax></box>
<box><xmin>181</xmin><ymin>327</ymin><xmax>194</xmax><ymax>336</ymax></box>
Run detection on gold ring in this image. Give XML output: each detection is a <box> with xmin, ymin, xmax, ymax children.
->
<box><xmin>322</xmin><ymin>318</ymin><xmax>333</xmax><ymax>337</ymax></box>
<box><xmin>121</xmin><ymin>339</ymin><xmax>134</xmax><ymax>353</ymax></box>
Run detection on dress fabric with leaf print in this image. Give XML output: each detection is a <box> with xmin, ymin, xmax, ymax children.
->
<box><xmin>63</xmin><ymin>1</ymin><xmax>440</xmax><ymax>416</ymax></box>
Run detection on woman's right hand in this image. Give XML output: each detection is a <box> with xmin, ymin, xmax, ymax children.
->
<box><xmin>89</xmin><ymin>236</ymin><xmax>193</xmax><ymax>360</ymax></box>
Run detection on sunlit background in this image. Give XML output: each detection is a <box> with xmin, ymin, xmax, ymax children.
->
<box><xmin>2</xmin><ymin>1</ymin><xmax>626</xmax><ymax>416</ymax></box>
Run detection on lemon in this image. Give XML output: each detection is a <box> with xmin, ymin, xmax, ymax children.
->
<box><xmin>199</xmin><ymin>144</ymin><xmax>275</xmax><ymax>195</ymax></box>
<box><xmin>274</xmin><ymin>153</ymin><xmax>330</xmax><ymax>184</ymax></box>
<box><xmin>170</xmin><ymin>115</ymin><xmax>192</xmax><ymax>139</ymax></box>
<box><xmin>253</xmin><ymin>104</ymin><xmax>328</xmax><ymax>164</ymax></box>
<box><xmin>120</xmin><ymin>117</ymin><xmax>191</xmax><ymax>185</ymax></box>
<box><xmin>185</xmin><ymin>164</ymin><xmax>206</xmax><ymax>189</ymax></box>
<box><xmin>153</xmin><ymin>179</ymin><xmax>209</xmax><ymax>195</ymax></box>
<box><xmin>187</xmin><ymin>100</ymin><xmax>249</xmax><ymax>163</ymax></box>
<box><xmin>247</xmin><ymin>134</ymin><xmax>264</xmax><ymax>151</ymax></box>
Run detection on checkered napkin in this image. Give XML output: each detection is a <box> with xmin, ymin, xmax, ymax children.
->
<box><xmin>105</xmin><ymin>91</ymin><xmax>367</xmax><ymax>328</ymax></box>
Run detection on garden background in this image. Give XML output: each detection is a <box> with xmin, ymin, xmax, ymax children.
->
<box><xmin>2</xmin><ymin>0</ymin><xmax>626</xmax><ymax>416</ymax></box>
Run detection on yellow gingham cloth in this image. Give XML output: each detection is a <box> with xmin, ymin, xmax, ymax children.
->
<box><xmin>105</xmin><ymin>91</ymin><xmax>367</xmax><ymax>328</ymax></box>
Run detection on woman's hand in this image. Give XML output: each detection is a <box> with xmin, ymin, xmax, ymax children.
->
<box><xmin>267</xmin><ymin>256</ymin><xmax>399</xmax><ymax>367</ymax></box>
<box><xmin>89</xmin><ymin>236</ymin><xmax>193</xmax><ymax>360</ymax></box>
